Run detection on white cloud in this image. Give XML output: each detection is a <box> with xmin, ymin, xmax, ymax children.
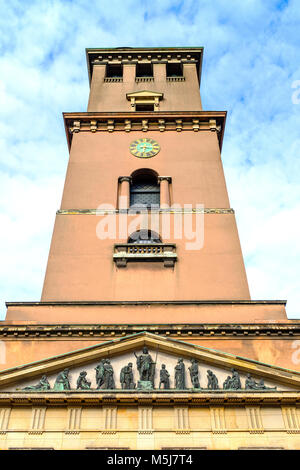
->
<box><xmin>0</xmin><ymin>0</ymin><xmax>299</xmax><ymax>319</ymax></box>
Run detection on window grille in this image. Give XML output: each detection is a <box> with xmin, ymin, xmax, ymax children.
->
<box><xmin>130</xmin><ymin>174</ymin><xmax>160</xmax><ymax>208</ymax></box>
<box><xmin>106</xmin><ymin>64</ymin><xmax>123</xmax><ymax>78</ymax></box>
<box><xmin>128</xmin><ymin>230</ymin><xmax>161</xmax><ymax>244</ymax></box>
<box><xmin>136</xmin><ymin>63</ymin><xmax>153</xmax><ymax>78</ymax></box>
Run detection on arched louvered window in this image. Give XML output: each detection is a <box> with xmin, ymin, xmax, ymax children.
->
<box><xmin>130</xmin><ymin>170</ymin><xmax>160</xmax><ymax>209</ymax></box>
<box><xmin>128</xmin><ymin>230</ymin><xmax>161</xmax><ymax>244</ymax></box>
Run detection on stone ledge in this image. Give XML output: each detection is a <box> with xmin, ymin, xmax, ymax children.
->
<box><xmin>63</xmin><ymin>111</ymin><xmax>226</xmax><ymax>150</ymax></box>
<box><xmin>56</xmin><ymin>208</ymin><xmax>235</xmax><ymax>215</ymax></box>
<box><xmin>1</xmin><ymin>391</ymin><xmax>300</xmax><ymax>406</ymax></box>
<box><xmin>1</xmin><ymin>322</ymin><xmax>298</xmax><ymax>339</ymax></box>
<box><xmin>5</xmin><ymin>300</ymin><xmax>287</xmax><ymax>306</ymax></box>
<box><xmin>113</xmin><ymin>243</ymin><xmax>177</xmax><ymax>268</ymax></box>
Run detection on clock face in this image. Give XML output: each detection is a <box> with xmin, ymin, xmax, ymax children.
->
<box><xmin>130</xmin><ymin>138</ymin><xmax>160</xmax><ymax>158</ymax></box>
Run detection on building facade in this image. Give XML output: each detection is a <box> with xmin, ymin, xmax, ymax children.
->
<box><xmin>0</xmin><ymin>47</ymin><xmax>300</xmax><ymax>450</ymax></box>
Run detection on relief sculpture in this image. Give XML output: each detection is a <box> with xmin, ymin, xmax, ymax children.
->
<box><xmin>15</xmin><ymin>352</ymin><xmax>279</xmax><ymax>392</ymax></box>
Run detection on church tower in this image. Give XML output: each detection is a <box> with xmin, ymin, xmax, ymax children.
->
<box><xmin>41</xmin><ymin>47</ymin><xmax>249</xmax><ymax>304</ymax></box>
<box><xmin>1</xmin><ymin>47</ymin><xmax>300</xmax><ymax>450</ymax></box>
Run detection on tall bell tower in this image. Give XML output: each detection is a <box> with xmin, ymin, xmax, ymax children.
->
<box><xmin>40</xmin><ymin>47</ymin><xmax>250</xmax><ymax>304</ymax></box>
<box><xmin>4</xmin><ymin>48</ymin><xmax>292</xmax><ymax>342</ymax></box>
<box><xmin>1</xmin><ymin>47</ymin><xmax>300</xmax><ymax>451</ymax></box>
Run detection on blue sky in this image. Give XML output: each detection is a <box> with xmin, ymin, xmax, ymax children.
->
<box><xmin>0</xmin><ymin>0</ymin><xmax>299</xmax><ymax>318</ymax></box>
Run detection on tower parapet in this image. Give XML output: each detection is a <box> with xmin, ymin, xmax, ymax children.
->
<box><xmin>86</xmin><ymin>47</ymin><xmax>203</xmax><ymax>112</ymax></box>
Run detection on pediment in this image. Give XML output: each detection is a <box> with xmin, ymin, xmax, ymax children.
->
<box><xmin>0</xmin><ymin>332</ymin><xmax>299</xmax><ymax>392</ymax></box>
<box><xmin>126</xmin><ymin>90</ymin><xmax>163</xmax><ymax>99</ymax></box>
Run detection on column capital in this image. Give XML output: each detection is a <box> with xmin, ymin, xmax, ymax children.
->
<box><xmin>158</xmin><ymin>176</ymin><xmax>172</xmax><ymax>183</ymax></box>
<box><xmin>118</xmin><ymin>176</ymin><xmax>132</xmax><ymax>183</ymax></box>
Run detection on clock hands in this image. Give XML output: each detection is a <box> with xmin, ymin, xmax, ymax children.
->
<box><xmin>140</xmin><ymin>143</ymin><xmax>151</xmax><ymax>153</ymax></box>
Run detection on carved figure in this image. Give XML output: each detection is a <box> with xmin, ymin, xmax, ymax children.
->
<box><xmin>22</xmin><ymin>375</ymin><xmax>51</xmax><ymax>391</ymax></box>
<box><xmin>54</xmin><ymin>368</ymin><xmax>70</xmax><ymax>391</ymax></box>
<box><xmin>223</xmin><ymin>368</ymin><xmax>241</xmax><ymax>390</ymax></box>
<box><xmin>245</xmin><ymin>373</ymin><xmax>258</xmax><ymax>390</ymax></box>
<box><xmin>102</xmin><ymin>359</ymin><xmax>115</xmax><ymax>389</ymax></box>
<box><xmin>174</xmin><ymin>358</ymin><xmax>186</xmax><ymax>390</ymax></box>
<box><xmin>257</xmin><ymin>379</ymin><xmax>277</xmax><ymax>390</ymax></box>
<box><xmin>230</xmin><ymin>368</ymin><xmax>241</xmax><ymax>389</ymax></box>
<box><xmin>189</xmin><ymin>359</ymin><xmax>200</xmax><ymax>388</ymax></box>
<box><xmin>76</xmin><ymin>371</ymin><xmax>91</xmax><ymax>390</ymax></box>
<box><xmin>120</xmin><ymin>362</ymin><xmax>135</xmax><ymax>389</ymax></box>
<box><xmin>207</xmin><ymin>370</ymin><xmax>219</xmax><ymax>390</ymax></box>
<box><xmin>223</xmin><ymin>375</ymin><xmax>231</xmax><ymax>389</ymax></box>
<box><xmin>159</xmin><ymin>364</ymin><xmax>170</xmax><ymax>389</ymax></box>
<box><xmin>134</xmin><ymin>347</ymin><xmax>155</xmax><ymax>385</ymax></box>
<box><xmin>95</xmin><ymin>360</ymin><xmax>105</xmax><ymax>389</ymax></box>
<box><xmin>245</xmin><ymin>374</ymin><xmax>277</xmax><ymax>390</ymax></box>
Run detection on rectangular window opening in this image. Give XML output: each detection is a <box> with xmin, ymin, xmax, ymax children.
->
<box><xmin>166</xmin><ymin>62</ymin><xmax>183</xmax><ymax>77</ymax></box>
<box><xmin>135</xmin><ymin>104</ymin><xmax>154</xmax><ymax>112</ymax></box>
<box><xmin>106</xmin><ymin>64</ymin><xmax>123</xmax><ymax>78</ymax></box>
<box><xmin>136</xmin><ymin>63</ymin><xmax>153</xmax><ymax>78</ymax></box>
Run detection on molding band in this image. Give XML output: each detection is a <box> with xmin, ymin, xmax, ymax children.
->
<box><xmin>1</xmin><ymin>391</ymin><xmax>300</xmax><ymax>406</ymax></box>
<box><xmin>56</xmin><ymin>208</ymin><xmax>235</xmax><ymax>215</ymax></box>
<box><xmin>0</xmin><ymin>322</ymin><xmax>297</xmax><ymax>339</ymax></box>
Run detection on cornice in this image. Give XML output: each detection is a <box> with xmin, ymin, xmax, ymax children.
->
<box><xmin>56</xmin><ymin>208</ymin><xmax>235</xmax><ymax>215</ymax></box>
<box><xmin>63</xmin><ymin>111</ymin><xmax>227</xmax><ymax>151</ymax></box>
<box><xmin>0</xmin><ymin>322</ymin><xmax>299</xmax><ymax>340</ymax></box>
<box><xmin>1</xmin><ymin>390</ymin><xmax>300</xmax><ymax>406</ymax></box>
<box><xmin>5</xmin><ymin>300</ymin><xmax>286</xmax><ymax>306</ymax></box>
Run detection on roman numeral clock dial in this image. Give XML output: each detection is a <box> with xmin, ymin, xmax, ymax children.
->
<box><xmin>130</xmin><ymin>138</ymin><xmax>160</xmax><ymax>158</ymax></box>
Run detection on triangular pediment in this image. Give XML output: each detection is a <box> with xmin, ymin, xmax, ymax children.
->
<box><xmin>0</xmin><ymin>332</ymin><xmax>299</xmax><ymax>392</ymax></box>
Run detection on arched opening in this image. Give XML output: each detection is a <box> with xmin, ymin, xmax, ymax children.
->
<box><xmin>130</xmin><ymin>169</ymin><xmax>160</xmax><ymax>209</ymax></box>
<box><xmin>128</xmin><ymin>229</ymin><xmax>161</xmax><ymax>244</ymax></box>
